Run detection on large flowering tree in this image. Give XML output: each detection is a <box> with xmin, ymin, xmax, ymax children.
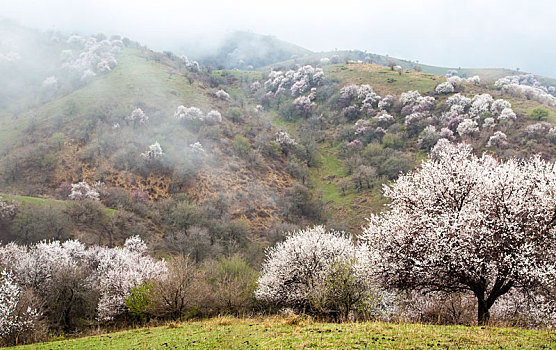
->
<box><xmin>362</xmin><ymin>141</ymin><xmax>556</xmax><ymax>325</ymax></box>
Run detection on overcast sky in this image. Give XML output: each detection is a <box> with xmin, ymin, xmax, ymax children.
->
<box><xmin>1</xmin><ymin>0</ymin><xmax>555</xmax><ymax>77</ymax></box>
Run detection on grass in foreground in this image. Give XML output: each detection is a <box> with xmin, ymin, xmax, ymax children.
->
<box><xmin>9</xmin><ymin>316</ymin><xmax>555</xmax><ymax>349</ymax></box>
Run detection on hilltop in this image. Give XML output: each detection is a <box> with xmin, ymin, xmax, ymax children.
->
<box><xmin>178</xmin><ymin>31</ymin><xmax>313</xmax><ymax>70</ymax></box>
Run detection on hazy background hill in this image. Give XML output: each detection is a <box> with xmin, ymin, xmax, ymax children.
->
<box><xmin>177</xmin><ymin>31</ymin><xmax>312</xmax><ymax>70</ymax></box>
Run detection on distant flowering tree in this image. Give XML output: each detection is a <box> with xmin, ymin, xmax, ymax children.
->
<box><xmin>293</xmin><ymin>96</ymin><xmax>315</xmax><ymax>117</ymax></box>
<box><xmin>275</xmin><ymin>131</ymin><xmax>297</xmax><ymax>146</ymax></box>
<box><xmin>68</xmin><ymin>182</ymin><xmax>100</xmax><ymax>201</ymax></box>
<box><xmin>125</xmin><ymin>108</ymin><xmax>148</xmax><ymax>127</ymax></box>
<box><xmin>204</xmin><ymin>110</ymin><xmax>222</xmax><ymax>124</ymax></box>
<box><xmin>363</xmin><ymin>141</ymin><xmax>556</xmax><ymax>325</ymax></box>
<box><xmin>189</xmin><ymin>142</ymin><xmax>205</xmax><ymax>153</ymax></box>
<box><xmin>399</xmin><ymin>90</ymin><xmax>421</xmax><ymax>107</ymax></box>
<box><xmin>0</xmin><ymin>196</ymin><xmax>17</xmax><ymax>221</ymax></box>
<box><xmin>141</xmin><ymin>142</ymin><xmax>163</xmax><ymax>161</ymax></box>
<box><xmin>465</xmin><ymin>75</ymin><xmax>481</xmax><ymax>85</ymax></box>
<box><xmin>490</xmin><ymin>99</ymin><xmax>511</xmax><ymax>116</ymax></box>
<box><xmin>174</xmin><ymin>106</ymin><xmax>203</xmax><ymax>121</ymax></box>
<box><xmin>446</xmin><ymin>93</ymin><xmax>471</xmax><ymax>109</ymax></box>
<box><xmin>457</xmin><ymin>118</ymin><xmax>479</xmax><ymax>137</ymax></box>
<box><xmin>215</xmin><ymin>89</ymin><xmax>230</xmax><ymax>101</ymax></box>
<box><xmin>417</xmin><ymin>125</ymin><xmax>440</xmax><ymax>150</ymax></box>
<box><xmin>486</xmin><ymin>131</ymin><xmax>507</xmax><ymax>148</ymax></box>
<box><xmin>378</xmin><ymin>95</ymin><xmax>394</xmax><ymax>111</ymax></box>
<box><xmin>495</xmin><ymin>75</ymin><xmax>556</xmax><ymax>106</ymax></box>
<box><xmin>498</xmin><ymin>108</ymin><xmax>517</xmax><ymax>121</ymax></box>
<box><xmin>435</xmin><ymin>81</ymin><xmax>455</xmax><ymax>94</ymax></box>
<box><xmin>447</xmin><ymin>76</ymin><xmax>463</xmax><ymax>88</ymax></box>
<box><xmin>524</xmin><ymin>122</ymin><xmax>550</xmax><ymax>138</ymax></box>
<box><xmin>469</xmin><ymin>94</ymin><xmax>494</xmax><ymax>118</ymax></box>
<box><xmin>373</xmin><ymin>113</ymin><xmax>394</xmax><ymax>126</ymax></box>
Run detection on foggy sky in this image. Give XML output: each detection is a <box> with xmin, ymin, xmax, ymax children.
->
<box><xmin>1</xmin><ymin>0</ymin><xmax>556</xmax><ymax>77</ymax></box>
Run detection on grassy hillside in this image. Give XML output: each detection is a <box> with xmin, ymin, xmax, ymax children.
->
<box><xmin>8</xmin><ymin>317</ymin><xmax>554</xmax><ymax>349</ymax></box>
<box><xmin>258</xmin><ymin>61</ymin><xmax>556</xmax><ymax>230</ymax></box>
<box><xmin>2</xmin><ymin>24</ymin><xmax>556</xmax><ymax>239</ymax></box>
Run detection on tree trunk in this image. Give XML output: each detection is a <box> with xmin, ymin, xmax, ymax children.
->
<box><xmin>477</xmin><ymin>297</ymin><xmax>490</xmax><ymax>326</ymax></box>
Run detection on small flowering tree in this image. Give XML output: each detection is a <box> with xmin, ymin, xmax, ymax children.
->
<box><xmin>435</xmin><ymin>81</ymin><xmax>455</xmax><ymax>94</ymax></box>
<box><xmin>174</xmin><ymin>106</ymin><xmax>203</xmax><ymax>121</ymax></box>
<box><xmin>378</xmin><ymin>95</ymin><xmax>394</xmax><ymax>111</ymax></box>
<box><xmin>125</xmin><ymin>108</ymin><xmax>148</xmax><ymax>127</ymax></box>
<box><xmin>293</xmin><ymin>96</ymin><xmax>315</xmax><ymax>117</ymax></box>
<box><xmin>255</xmin><ymin>226</ymin><xmax>374</xmax><ymax>320</ymax></box>
<box><xmin>490</xmin><ymin>99</ymin><xmax>511</xmax><ymax>115</ymax></box>
<box><xmin>363</xmin><ymin>141</ymin><xmax>556</xmax><ymax>325</ymax></box>
<box><xmin>457</xmin><ymin>119</ymin><xmax>478</xmax><ymax>137</ymax></box>
<box><xmin>204</xmin><ymin>110</ymin><xmax>222</xmax><ymax>124</ymax></box>
<box><xmin>466</xmin><ymin>76</ymin><xmax>481</xmax><ymax>85</ymax></box>
<box><xmin>0</xmin><ymin>196</ymin><xmax>17</xmax><ymax>221</ymax></box>
<box><xmin>275</xmin><ymin>131</ymin><xmax>297</xmax><ymax>146</ymax></box>
<box><xmin>498</xmin><ymin>108</ymin><xmax>516</xmax><ymax>121</ymax></box>
<box><xmin>141</xmin><ymin>142</ymin><xmax>163</xmax><ymax>161</ymax></box>
<box><xmin>189</xmin><ymin>142</ymin><xmax>205</xmax><ymax>153</ymax></box>
<box><xmin>0</xmin><ymin>271</ymin><xmax>38</xmax><ymax>345</ymax></box>
<box><xmin>68</xmin><ymin>182</ymin><xmax>100</xmax><ymax>201</ymax></box>
<box><xmin>486</xmin><ymin>131</ymin><xmax>507</xmax><ymax>148</ymax></box>
<box><xmin>215</xmin><ymin>89</ymin><xmax>230</xmax><ymax>101</ymax></box>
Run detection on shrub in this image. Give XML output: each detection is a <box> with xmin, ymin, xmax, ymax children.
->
<box><xmin>529</xmin><ymin>107</ymin><xmax>549</xmax><ymax>121</ymax></box>
<box><xmin>233</xmin><ymin>135</ymin><xmax>250</xmax><ymax>157</ymax></box>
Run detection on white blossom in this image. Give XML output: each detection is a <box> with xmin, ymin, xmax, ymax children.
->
<box><xmin>483</xmin><ymin>117</ymin><xmax>496</xmax><ymax>128</ymax></box>
<box><xmin>293</xmin><ymin>96</ymin><xmax>315</xmax><ymax>115</ymax></box>
<box><xmin>215</xmin><ymin>89</ymin><xmax>230</xmax><ymax>101</ymax></box>
<box><xmin>435</xmin><ymin>82</ymin><xmax>455</xmax><ymax>94</ymax></box>
<box><xmin>0</xmin><ymin>271</ymin><xmax>38</xmax><ymax>343</ymax></box>
<box><xmin>524</xmin><ymin>122</ymin><xmax>550</xmax><ymax>137</ymax></box>
<box><xmin>378</xmin><ymin>95</ymin><xmax>394</xmax><ymax>111</ymax></box>
<box><xmin>465</xmin><ymin>75</ymin><xmax>481</xmax><ymax>85</ymax></box>
<box><xmin>69</xmin><ymin>182</ymin><xmax>100</xmax><ymax>201</ymax></box>
<box><xmin>125</xmin><ymin>108</ymin><xmax>148</xmax><ymax>126</ymax></box>
<box><xmin>490</xmin><ymin>99</ymin><xmax>511</xmax><ymax>115</ymax></box>
<box><xmin>498</xmin><ymin>108</ymin><xmax>517</xmax><ymax>121</ymax></box>
<box><xmin>486</xmin><ymin>131</ymin><xmax>507</xmax><ymax>147</ymax></box>
<box><xmin>457</xmin><ymin>118</ymin><xmax>479</xmax><ymax>136</ymax></box>
<box><xmin>469</xmin><ymin>94</ymin><xmax>494</xmax><ymax>118</ymax></box>
<box><xmin>141</xmin><ymin>142</ymin><xmax>163</xmax><ymax>161</ymax></box>
<box><xmin>204</xmin><ymin>110</ymin><xmax>222</xmax><ymax>124</ymax></box>
<box><xmin>0</xmin><ymin>196</ymin><xmax>17</xmax><ymax>221</ymax></box>
<box><xmin>275</xmin><ymin>131</ymin><xmax>297</xmax><ymax>146</ymax></box>
<box><xmin>174</xmin><ymin>106</ymin><xmax>203</xmax><ymax>121</ymax></box>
